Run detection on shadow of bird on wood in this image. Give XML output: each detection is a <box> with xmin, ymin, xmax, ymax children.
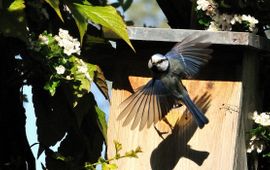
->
<box><xmin>150</xmin><ymin>92</ymin><xmax>211</xmax><ymax>170</ymax></box>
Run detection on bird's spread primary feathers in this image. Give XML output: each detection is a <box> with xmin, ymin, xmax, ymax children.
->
<box><xmin>117</xmin><ymin>35</ymin><xmax>213</xmax><ymax>130</ymax></box>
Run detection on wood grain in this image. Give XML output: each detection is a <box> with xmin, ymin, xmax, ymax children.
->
<box><xmin>103</xmin><ymin>27</ymin><xmax>270</xmax><ymax>51</ymax></box>
<box><xmin>107</xmin><ymin>76</ymin><xmax>242</xmax><ymax>170</ymax></box>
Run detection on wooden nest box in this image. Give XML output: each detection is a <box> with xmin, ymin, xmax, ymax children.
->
<box><xmin>102</xmin><ymin>27</ymin><xmax>270</xmax><ymax>170</ymax></box>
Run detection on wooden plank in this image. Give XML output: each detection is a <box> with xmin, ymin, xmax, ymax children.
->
<box><xmin>107</xmin><ymin>77</ymin><xmax>242</xmax><ymax>170</ymax></box>
<box><xmin>233</xmin><ymin>49</ymin><xmax>260</xmax><ymax>170</ymax></box>
<box><xmin>103</xmin><ymin>27</ymin><xmax>270</xmax><ymax>51</ymax></box>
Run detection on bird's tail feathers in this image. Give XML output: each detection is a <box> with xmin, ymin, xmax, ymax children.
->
<box><xmin>182</xmin><ymin>94</ymin><xmax>209</xmax><ymax>128</ymax></box>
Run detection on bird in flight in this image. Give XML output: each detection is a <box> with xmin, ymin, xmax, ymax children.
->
<box><xmin>117</xmin><ymin>35</ymin><xmax>213</xmax><ymax>130</ymax></box>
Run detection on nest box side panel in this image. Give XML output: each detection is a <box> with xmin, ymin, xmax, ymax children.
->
<box><xmin>107</xmin><ymin>76</ymin><xmax>242</xmax><ymax>170</ymax></box>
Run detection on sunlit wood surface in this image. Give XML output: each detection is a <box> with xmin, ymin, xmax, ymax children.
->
<box><xmin>108</xmin><ymin>76</ymin><xmax>242</xmax><ymax>170</ymax></box>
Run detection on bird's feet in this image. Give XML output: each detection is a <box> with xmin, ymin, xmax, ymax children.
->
<box><xmin>154</xmin><ymin>118</ymin><xmax>173</xmax><ymax>139</ymax></box>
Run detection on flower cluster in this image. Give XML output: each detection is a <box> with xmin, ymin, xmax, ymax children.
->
<box><xmin>29</xmin><ymin>29</ymin><xmax>94</xmax><ymax>99</ymax></box>
<box><xmin>54</xmin><ymin>28</ymin><xmax>81</xmax><ymax>56</ymax></box>
<box><xmin>253</xmin><ymin>111</ymin><xmax>270</xmax><ymax>126</ymax></box>
<box><xmin>247</xmin><ymin>135</ymin><xmax>264</xmax><ymax>154</ymax></box>
<box><xmin>196</xmin><ymin>0</ymin><xmax>259</xmax><ymax>32</ymax></box>
<box><xmin>196</xmin><ymin>0</ymin><xmax>217</xmax><ymax>16</ymax></box>
<box><xmin>247</xmin><ymin>111</ymin><xmax>270</xmax><ymax>156</ymax></box>
<box><xmin>38</xmin><ymin>34</ymin><xmax>49</xmax><ymax>45</ymax></box>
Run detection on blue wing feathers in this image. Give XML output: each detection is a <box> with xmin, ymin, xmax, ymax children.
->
<box><xmin>166</xmin><ymin>35</ymin><xmax>212</xmax><ymax>78</ymax></box>
<box><xmin>118</xmin><ymin>79</ymin><xmax>178</xmax><ymax>130</ymax></box>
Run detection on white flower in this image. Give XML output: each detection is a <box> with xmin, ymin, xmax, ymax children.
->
<box><xmin>231</xmin><ymin>14</ymin><xmax>242</xmax><ymax>25</ymax></box>
<box><xmin>54</xmin><ymin>28</ymin><xmax>81</xmax><ymax>56</ymax></box>
<box><xmin>197</xmin><ymin>0</ymin><xmax>217</xmax><ymax>16</ymax></box>
<box><xmin>252</xmin><ymin>111</ymin><xmax>270</xmax><ymax>126</ymax></box>
<box><xmin>38</xmin><ymin>34</ymin><xmax>49</xmax><ymax>45</ymax></box>
<box><xmin>58</xmin><ymin>29</ymin><xmax>69</xmax><ymax>38</ymax></box>
<box><xmin>66</xmin><ymin>75</ymin><xmax>72</xmax><ymax>80</ymax></box>
<box><xmin>241</xmin><ymin>15</ymin><xmax>259</xmax><ymax>32</ymax></box>
<box><xmin>207</xmin><ymin>21</ymin><xmax>220</xmax><ymax>31</ymax></box>
<box><xmin>242</xmin><ymin>15</ymin><xmax>259</xmax><ymax>25</ymax></box>
<box><xmin>55</xmin><ymin>65</ymin><xmax>66</xmax><ymax>75</ymax></box>
<box><xmin>78</xmin><ymin>59</ymin><xmax>92</xmax><ymax>82</ymax></box>
<box><xmin>197</xmin><ymin>0</ymin><xmax>210</xmax><ymax>11</ymax></box>
<box><xmin>78</xmin><ymin>65</ymin><xmax>88</xmax><ymax>74</ymax></box>
<box><xmin>247</xmin><ymin>135</ymin><xmax>264</xmax><ymax>153</ymax></box>
<box><xmin>210</xmin><ymin>13</ymin><xmax>233</xmax><ymax>31</ymax></box>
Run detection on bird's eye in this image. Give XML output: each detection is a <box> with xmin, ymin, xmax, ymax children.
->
<box><xmin>157</xmin><ymin>59</ymin><xmax>166</xmax><ymax>64</ymax></box>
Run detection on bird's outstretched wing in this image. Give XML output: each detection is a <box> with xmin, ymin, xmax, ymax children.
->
<box><xmin>165</xmin><ymin>35</ymin><xmax>213</xmax><ymax>78</ymax></box>
<box><xmin>117</xmin><ymin>79</ymin><xmax>179</xmax><ymax>130</ymax></box>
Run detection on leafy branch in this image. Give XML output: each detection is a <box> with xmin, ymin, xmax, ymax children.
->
<box><xmin>84</xmin><ymin>141</ymin><xmax>142</xmax><ymax>170</ymax></box>
<box><xmin>0</xmin><ymin>0</ymin><xmax>136</xmax><ymax>169</ymax></box>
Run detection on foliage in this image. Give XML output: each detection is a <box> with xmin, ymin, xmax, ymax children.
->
<box><xmin>29</xmin><ymin>29</ymin><xmax>96</xmax><ymax>106</ymax></box>
<box><xmin>111</xmin><ymin>0</ymin><xmax>133</xmax><ymax>12</ymax></box>
<box><xmin>0</xmin><ymin>0</ymin><xmax>28</xmax><ymax>41</ymax></box>
<box><xmin>195</xmin><ymin>0</ymin><xmax>260</xmax><ymax>32</ymax></box>
<box><xmin>84</xmin><ymin>141</ymin><xmax>142</xmax><ymax>170</ymax></box>
<box><xmin>247</xmin><ymin>111</ymin><xmax>270</xmax><ymax>168</ymax></box>
<box><xmin>247</xmin><ymin>111</ymin><xmax>270</xmax><ymax>156</ymax></box>
<box><xmin>0</xmin><ymin>0</ymin><xmax>135</xmax><ymax>169</ymax></box>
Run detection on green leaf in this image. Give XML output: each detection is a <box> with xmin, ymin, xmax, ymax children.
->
<box><xmin>54</xmin><ymin>152</ymin><xmax>72</xmax><ymax>162</ymax></box>
<box><xmin>84</xmin><ymin>162</ymin><xmax>95</xmax><ymax>170</ymax></box>
<box><xmin>198</xmin><ymin>18</ymin><xmax>210</xmax><ymax>27</ymax></box>
<box><xmin>73</xmin><ymin>3</ymin><xmax>134</xmax><ymax>51</ymax></box>
<box><xmin>44</xmin><ymin>0</ymin><xmax>64</xmax><ymax>22</ymax></box>
<box><xmin>72</xmin><ymin>93</ymin><xmax>92</xmax><ymax>127</ymax></box>
<box><xmin>263</xmin><ymin>152</ymin><xmax>270</xmax><ymax>157</ymax></box>
<box><xmin>47</xmin><ymin>133</ymin><xmax>84</xmax><ymax>169</ymax></box>
<box><xmin>98</xmin><ymin>157</ymin><xmax>106</xmax><ymax>163</ymax></box>
<box><xmin>68</xmin><ymin>56</ymin><xmax>97</xmax><ymax>106</ymax></box>
<box><xmin>83</xmin><ymin>35</ymin><xmax>107</xmax><ymax>51</ymax></box>
<box><xmin>122</xmin><ymin>0</ymin><xmax>133</xmax><ymax>11</ymax></box>
<box><xmin>114</xmin><ymin>140</ymin><xmax>122</xmax><ymax>154</ymax></box>
<box><xmin>124</xmin><ymin>150</ymin><xmax>138</xmax><ymax>158</ymax></box>
<box><xmin>95</xmin><ymin>106</ymin><xmax>107</xmax><ymax>143</ymax></box>
<box><xmin>87</xmin><ymin>62</ymin><xmax>97</xmax><ymax>81</ymax></box>
<box><xmin>102</xmin><ymin>163</ymin><xmax>118</xmax><ymax>170</ymax></box>
<box><xmin>94</xmin><ymin>66</ymin><xmax>109</xmax><ymax>100</ymax></box>
<box><xmin>81</xmin><ymin>0</ymin><xmax>92</xmax><ymax>5</ymax></box>
<box><xmin>32</xmin><ymin>84</ymin><xmax>71</xmax><ymax>158</ymax></box>
<box><xmin>66</xmin><ymin>2</ymin><xmax>88</xmax><ymax>44</ymax></box>
<box><xmin>69</xmin><ymin>92</ymin><xmax>107</xmax><ymax>132</ymax></box>
<box><xmin>44</xmin><ymin>79</ymin><xmax>60</xmax><ymax>96</ymax></box>
<box><xmin>0</xmin><ymin>0</ymin><xmax>28</xmax><ymax>41</ymax></box>
<box><xmin>8</xmin><ymin>0</ymin><xmax>25</xmax><ymax>11</ymax></box>
<box><xmin>135</xmin><ymin>146</ymin><xmax>142</xmax><ymax>153</ymax></box>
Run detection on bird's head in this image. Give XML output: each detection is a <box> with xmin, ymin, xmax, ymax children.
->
<box><xmin>148</xmin><ymin>54</ymin><xmax>169</xmax><ymax>72</ymax></box>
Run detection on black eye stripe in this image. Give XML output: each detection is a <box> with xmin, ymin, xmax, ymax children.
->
<box><xmin>156</xmin><ymin>59</ymin><xmax>166</xmax><ymax>64</ymax></box>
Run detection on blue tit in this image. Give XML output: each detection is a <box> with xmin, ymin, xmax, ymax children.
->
<box><xmin>117</xmin><ymin>35</ymin><xmax>213</xmax><ymax>130</ymax></box>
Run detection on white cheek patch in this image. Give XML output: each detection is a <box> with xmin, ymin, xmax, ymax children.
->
<box><xmin>148</xmin><ymin>54</ymin><xmax>169</xmax><ymax>71</ymax></box>
<box><xmin>158</xmin><ymin>60</ymin><xmax>169</xmax><ymax>71</ymax></box>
